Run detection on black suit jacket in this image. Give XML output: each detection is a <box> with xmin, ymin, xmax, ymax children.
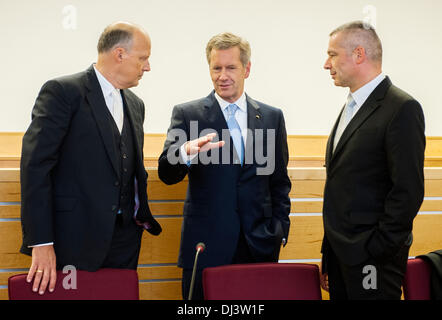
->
<box><xmin>322</xmin><ymin>77</ymin><xmax>425</xmax><ymax>267</ymax></box>
<box><xmin>158</xmin><ymin>91</ymin><xmax>291</xmax><ymax>269</ymax></box>
<box><xmin>20</xmin><ymin>65</ymin><xmax>161</xmax><ymax>271</ymax></box>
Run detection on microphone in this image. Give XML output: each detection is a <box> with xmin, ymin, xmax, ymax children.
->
<box><xmin>188</xmin><ymin>242</ymin><xmax>206</xmax><ymax>300</ymax></box>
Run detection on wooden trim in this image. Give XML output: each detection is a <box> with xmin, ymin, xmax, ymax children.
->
<box><xmin>2</xmin><ymin>213</ymin><xmax>442</xmax><ymax>269</ymax></box>
<box><xmin>2</xmin><ymin>133</ymin><xmax>442</xmax><ymax>168</ymax></box>
<box><xmin>1</xmin><ymin>198</ymin><xmax>440</xmax><ymax>220</ymax></box>
<box><xmin>139</xmin><ymin>281</ymin><xmax>181</xmax><ymax>300</ymax></box>
<box><xmin>137</xmin><ymin>265</ymin><xmax>182</xmax><ymax>280</ymax></box>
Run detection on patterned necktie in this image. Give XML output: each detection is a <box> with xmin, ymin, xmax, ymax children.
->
<box><xmin>112</xmin><ymin>89</ymin><xmax>124</xmax><ymax>134</ymax></box>
<box><xmin>333</xmin><ymin>94</ymin><xmax>356</xmax><ymax>152</ymax></box>
<box><xmin>226</xmin><ymin>104</ymin><xmax>245</xmax><ymax>165</ymax></box>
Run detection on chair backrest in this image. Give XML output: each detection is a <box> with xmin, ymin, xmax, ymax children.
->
<box><xmin>403</xmin><ymin>258</ymin><xmax>431</xmax><ymax>300</ymax></box>
<box><xmin>203</xmin><ymin>262</ymin><xmax>322</xmax><ymax>300</ymax></box>
<box><xmin>8</xmin><ymin>268</ymin><xmax>139</xmax><ymax>300</ymax></box>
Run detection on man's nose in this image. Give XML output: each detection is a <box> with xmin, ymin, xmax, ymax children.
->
<box><xmin>219</xmin><ymin>68</ymin><xmax>229</xmax><ymax>80</ymax></box>
<box><xmin>323</xmin><ymin>58</ymin><xmax>331</xmax><ymax>70</ymax></box>
<box><xmin>143</xmin><ymin>60</ymin><xmax>151</xmax><ymax>72</ymax></box>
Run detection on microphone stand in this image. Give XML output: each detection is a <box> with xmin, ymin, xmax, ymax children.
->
<box><xmin>188</xmin><ymin>243</ymin><xmax>205</xmax><ymax>300</ymax></box>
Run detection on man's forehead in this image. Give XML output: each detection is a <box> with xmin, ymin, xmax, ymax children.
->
<box><xmin>210</xmin><ymin>47</ymin><xmax>241</xmax><ymax>59</ymax></box>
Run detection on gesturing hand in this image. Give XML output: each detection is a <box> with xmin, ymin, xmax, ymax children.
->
<box><xmin>184</xmin><ymin>132</ymin><xmax>225</xmax><ymax>155</ymax></box>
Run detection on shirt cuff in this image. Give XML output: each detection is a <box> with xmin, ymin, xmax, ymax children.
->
<box><xmin>180</xmin><ymin>142</ymin><xmax>197</xmax><ymax>166</ymax></box>
<box><xmin>28</xmin><ymin>242</ymin><xmax>54</xmax><ymax>248</ymax></box>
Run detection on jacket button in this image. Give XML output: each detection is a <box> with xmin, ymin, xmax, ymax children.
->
<box><xmin>114</xmin><ymin>181</ymin><xmax>119</xmax><ymax>186</ymax></box>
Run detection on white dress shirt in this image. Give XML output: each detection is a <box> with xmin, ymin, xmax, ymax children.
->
<box><xmin>333</xmin><ymin>72</ymin><xmax>385</xmax><ymax>151</ymax></box>
<box><xmin>93</xmin><ymin>65</ymin><xmax>124</xmax><ymax>129</ymax></box>
<box><xmin>350</xmin><ymin>72</ymin><xmax>385</xmax><ymax>117</ymax></box>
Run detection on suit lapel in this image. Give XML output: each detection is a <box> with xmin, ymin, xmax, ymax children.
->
<box><xmin>330</xmin><ymin>77</ymin><xmax>392</xmax><ymax>165</ymax></box>
<box><xmin>203</xmin><ymin>91</ymin><xmax>228</xmax><ymax>133</ymax></box>
<box><xmin>202</xmin><ymin>91</ymin><xmax>263</xmax><ymax>166</ymax></box>
<box><xmin>245</xmin><ymin>94</ymin><xmax>263</xmax><ymax>167</ymax></box>
<box><xmin>85</xmin><ymin>66</ymin><xmax>120</xmax><ymax>179</ymax></box>
<box><xmin>325</xmin><ymin>106</ymin><xmax>343</xmax><ymax>169</ymax></box>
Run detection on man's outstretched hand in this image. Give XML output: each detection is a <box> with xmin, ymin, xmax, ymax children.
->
<box><xmin>184</xmin><ymin>132</ymin><xmax>225</xmax><ymax>155</ymax></box>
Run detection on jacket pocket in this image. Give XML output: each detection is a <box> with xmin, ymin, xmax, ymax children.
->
<box><xmin>54</xmin><ymin>196</ymin><xmax>77</xmax><ymax>212</ymax></box>
<box><xmin>350</xmin><ymin>211</ymin><xmax>380</xmax><ymax>225</ymax></box>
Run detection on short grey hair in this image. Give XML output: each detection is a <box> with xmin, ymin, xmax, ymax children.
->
<box><xmin>206</xmin><ymin>32</ymin><xmax>251</xmax><ymax>67</ymax></box>
<box><xmin>330</xmin><ymin>20</ymin><xmax>382</xmax><ymax>62</ymax></box>
<box><xmin>97</xmin><ymin>25</ymin><xmax>134</xmax><ymax>53</ymax></box>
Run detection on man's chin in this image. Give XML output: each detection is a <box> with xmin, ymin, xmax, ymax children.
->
<box><xmin>215</xmin><ymin>90</ymin><xmax>238</xmax><ymax>103</ymax></box>
<box><xmin>333</xmin><ymin>79</ymin><xmax>344</xmax><ymax>87</ymax></box>
<box><xmin>129</xmin><ymin>80</ymin><xmax>140</xmax><ymax>88</ymax></box>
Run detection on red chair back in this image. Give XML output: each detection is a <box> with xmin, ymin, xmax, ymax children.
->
<box><xmin>8</xmin><ymin>268</ymin><xmax>139</xmax><ymax>300</ymax></box>
<box><xmin>203</xmin><ymin>262</ymin><xmax>322</xmax><ymax>300</ymax></box>
<box><xmin>403</xmin><ymin>258</ymin><xmax>431</xmax><ymax>300</ymax></box>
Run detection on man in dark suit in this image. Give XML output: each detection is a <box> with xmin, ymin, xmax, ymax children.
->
<box><xmin>20</xmin><ymin>22</ymin><xmax>161</xmax><ymax>295</ymax></box>
<box><xmin>158</xmin><ymin>32</ymin><xmax>291</xmax><ymax>300</ymax></box>
<box><xmin>320</xmin><ymin>21</ymin><xmax>425</xmax><ymax>299</ymax></box>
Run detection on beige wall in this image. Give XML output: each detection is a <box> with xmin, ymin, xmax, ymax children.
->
<box><xmin>1</xmin><ymin>0</ymin><xmax>441</xmax><ymax>135</ymax></box>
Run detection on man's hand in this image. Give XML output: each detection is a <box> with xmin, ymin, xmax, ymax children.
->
<box><xmin>27</xmin><ymin>245</ymin><xmax>57</xmax><ymax>295</ymax></box>
<box><xmin>184</xmin><ymin>133</ymin><xmax>225</xmax><ymax>155</ymax></box>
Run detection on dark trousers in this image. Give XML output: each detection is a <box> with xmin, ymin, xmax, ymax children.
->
<box><xmin>326</xmin><ymin>244</ymin><xmax>410</xmax><ymax>300</ymax></box>
<box><xmin>182</xmin><ymin>231</ymin><xmax>256</xmax><ymax>300</ymax></box>
<box><xmin>101</xmin><ymin>214</ymin><xmax>144</xmax><ymax>270</ymax></box>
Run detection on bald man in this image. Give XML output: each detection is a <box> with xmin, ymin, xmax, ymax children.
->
<box><xmin>20</xmin><ymin>22</ymin><xmax>162</xmax><ymax>295</ymax></box>
<box><xmin>320</xmin><ymin>21</ymin><xmax>425</xmax><ymax>299</ymax></box>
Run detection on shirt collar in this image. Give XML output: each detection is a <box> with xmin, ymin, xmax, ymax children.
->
<box><xmin>214</xmin><ymin>91</ymin><xmax>247</xmax><ymax>113</ymax></box>
<box><xmin>93</xmin><ymin>64</ymin><xmax>119</xmax><ymax>97</ymax></box>
<box><xmin>350</xmin><ymin>72</ymin><xmax>385</xmax><ymax>108</ymax></box>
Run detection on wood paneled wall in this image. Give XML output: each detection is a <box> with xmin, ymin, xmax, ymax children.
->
<box><xmin>1</xmin><ymin>167</ymin><xmax>441</xmax><ymax>300</ymax></box>
<box><xmin>2</xmin><ymin>133</ymin><xmax>442</xmax><ymax>168</ymax></box>
<box><xmin>1</xmin><ymin>133</ymin><xmax>441</xmax><ymax>299</ymax></box>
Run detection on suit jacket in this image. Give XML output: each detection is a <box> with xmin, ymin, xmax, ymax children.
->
<box><xmin>322</xmin><ymin>76</ymin><xmax>425</xmax><ymax>267</ymax></box>
<box><xmin>20</xmin><ymin>65</ymin><xmax>161</xmax><ymax>271</ymax></box>
<box><xmin>158</xmin><ymin>91</ymin><xmax>291</xmax><ymax>269</ymax></box>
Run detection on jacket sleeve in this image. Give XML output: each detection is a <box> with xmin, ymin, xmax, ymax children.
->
<box><xmin>366</xmin><ymin>99</ymin><xmax>425</xmax><ymax>261</ymax></box>
<box><xmin>158</xmin><ymin>105</ymin><xmax>190</xmax><ymax>185</ymax></box>
<box><xmin>269</xmin><ymin>109</ymin><xmax>292</xmax><ymax>242</ymax></box>
<box><xmin>20</xmin><ymin>80</ymin><xmax>73</xmax><ymax>249</ymax></box>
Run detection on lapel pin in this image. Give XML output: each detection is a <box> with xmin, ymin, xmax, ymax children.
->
<box><xmin>256</xmin><ymin>115</ymin><xmax>260</xmax><ymax>119</ymax></box>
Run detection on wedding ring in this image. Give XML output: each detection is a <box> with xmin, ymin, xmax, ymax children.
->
<box><xmin>36</xmin><ymin>270</ymin><xmax>43</xmax><ymax>273</ymax></box>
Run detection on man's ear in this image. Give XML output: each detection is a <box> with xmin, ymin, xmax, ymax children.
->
<box><xmin>112</xmin><ymin>47</ymin><xmax>125</xmax><ymax>63</ymax></box>
<box><xmin>244</xmin><ymin>61</ymin><xmax>251</xmax><ymax>79</ymax></box>
<box><xmin>353</xmin><ymin>46</ymin><xmax>366</xmax><ymax>65</ymax></box>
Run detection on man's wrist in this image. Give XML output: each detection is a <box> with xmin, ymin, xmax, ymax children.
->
<box><xmin>180</xmin><ymin>142</ymin><xmax>197</xmax><ymax>165</ymax></box>
<box><xmin>28</xmin><ymin>242</ymin><xmax>54</xmax><ymax>248</ymax></box>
